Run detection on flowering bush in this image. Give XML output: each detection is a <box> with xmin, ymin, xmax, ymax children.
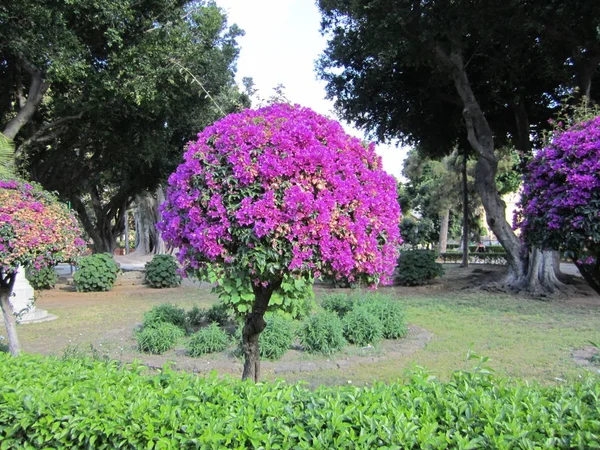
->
<box><xmin>160</xmin><ymin>103</ymin><xmax>401</xmax><ymax>304</ymax></box>
<box><xmin>0</xmin><ymin>180</ymin><xmax>85</xmax><ymax>273</ymax></box>
<box><xmin>0</xmin><ymin>179</ymin><xmax>85</xmax><ymax>355</ymax></box>
<box><xmin>159</xmin><ymin>104</ymin><xmax>401</xmax><ymax>379</ymax></box>
<box><xmin>516</xmin><ymin>116</ymin><xmax>600</xmax><ymax>293</ymax></box>
<box><xmin>159</xmin><ymin>104</ymin><xmax>401</xmax><ymax>380</ymax></box>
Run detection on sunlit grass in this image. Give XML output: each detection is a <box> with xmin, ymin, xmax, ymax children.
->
<box><xmin>14</xmin><ymin>282</ymin><xmax>600</xmax><ymax>386</ymax></box>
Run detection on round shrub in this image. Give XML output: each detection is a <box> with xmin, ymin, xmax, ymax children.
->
<box><xmin>25</xmin><ymin>266</ymin><xmax>59</xmax><ymax>290</ymax></box>
<box><xmin>321</xmin><ymin>294</ymin><xmax>356</xmax><ymax>317</ymax></box>
<box><xmin>396</xmin><ymin>250</ymin><xmax>444</xmax><ymax>286</ymax></box>
<box><xmin>73</xmin><ymin>253</ymin><xmax>119</xmax><ymax>292</ymax></box>
<box><xmin>144</xmin><ymin>254</ymin><xmax>181</xmax><ymax>288</ymax></box>
<box><xmin>363</xmin><ymin>298</ymin><xmax>408</xmax><ymax>339</ymax></box>
<box><xmin>143</xmin><ymin>303</ymin><xmax>187</xmax><ymax>330</ymax></box>
<box><xmin>298</xmin><ymin>311</ymin><xmax>345</xmax><ymax>355</ymax></box>
<box><xmin>137</xmin><ymin>323</ymin><xmax>184</xmax><ymax>354</ymax></box>
<box><xmin>186</xmin><ymin>323</ymin><xmax>230</xmax><ymax>357</ymax></box>
<box><xmin>342</xmin><ymin>306</ymin><xmax>383</xmax><ymax>347</ymax></box>
<box><xmin>258</xmin><ymin>314</ymin><xmax>294</xmax><ymax>361</ymax></box>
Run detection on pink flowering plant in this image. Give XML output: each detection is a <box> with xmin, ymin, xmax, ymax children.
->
<box><xmin>0</xmin><ymin>179</ymin><xmax>85</xmax><ymax>355</ymax></box>
<box><xmin>516</xmin><ymin>116</ymin><xmax>600</xmax><ymax>294</ymax></box>
<box><xmin>159</xmin><ymin>104</ymin><xmax>401</xmax><ymax>380</ymax></box>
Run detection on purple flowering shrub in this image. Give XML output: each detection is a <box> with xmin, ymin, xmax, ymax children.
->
<box><xmin>0</xmin><ymin>179</ymin><xmax>85</xmax><ymax>274</ymax></box>
<box><xmin>159</xmin><ymin>104</ymin><xmax>401</xmax><ymax>313</ymax></box>
<box><xmin>0</xmin><ymin>178</ymin><xmax>85</xmax><ymax>355</ymax></box>
<box><xmin>516</xmin><ymin>116</ymin><xmax>600</xmax><ymax>293</ymax></box>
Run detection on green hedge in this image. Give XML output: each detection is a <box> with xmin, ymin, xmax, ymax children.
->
<box><xmin>440</xmin><ymin>252</ymin><xmax>508</xmax><ymax>265</ymax></box>
<box><xmin>1</xmin><ymin>354</ymin><xmax>599</xmax><ymax>449</ymax></box>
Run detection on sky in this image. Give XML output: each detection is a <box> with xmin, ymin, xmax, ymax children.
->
<box><xmin>214</xmin><ymin>0</ymin><xmax>407</xmax><ymax>180</ymax></box>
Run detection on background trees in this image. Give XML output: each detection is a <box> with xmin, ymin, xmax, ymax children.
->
<box><xmin>317</xmin><ymin>0</ymin><xmax>600</xmax><ymax>293</ymax></box>
<box><xmin>1</xmin><ymin>0</ymin><xmax>248</xmax><ymax>253</ymax></box>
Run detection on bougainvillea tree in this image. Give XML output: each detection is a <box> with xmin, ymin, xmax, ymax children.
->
<box><xmin>0</xmin><ymin>179</ymin><xmax>85</xmax><ymax>355</ymax></box>
<box><xmin>159</xmin><ymin>104</ymin><xmax>401</xmax><ymax>381</ymax></box>
<box><xmin>516</xmin><ymin>116</ymin><xmax>600</xmax><ymax>295</ymax></box>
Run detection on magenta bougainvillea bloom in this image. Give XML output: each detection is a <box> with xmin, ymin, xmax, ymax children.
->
<box><xmin>159</xmin><ymin>104</ymin><xmax>401</xmax><ymax>380</ymax></box>
<box><xmin>160</xmin><ymin>103</ymin><xmax>401</xmax><ymax>288</ymax></box>
<box><xmin>0</xmin><ymin>179</ymin><xmax>85</xmax><ymax>274</ymax></box>
<box><xmin>516</xmin><ymin>115</ymin><xmax>600</xmax><ymax>293</ymax></box>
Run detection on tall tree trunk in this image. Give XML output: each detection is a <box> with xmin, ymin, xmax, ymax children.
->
<box><xmin>461</xmin><ymin>150</ymin><xmax>469</xmax><ymax>268</ymax></box>
<box><xmin>242</xmin><ymin>280</ymin><xmax>281</xmax><ymax>382</ymax></box>
<box><xmin>0</xmin><ymin>272</ymin><xmax>19</xmax><ymax>356</ymax></box>
<box><xmin>438</xmin><ymin>208</ymin><xmax>450</xmax><ymax>253</ymax></box>
<box><xmin>133</xmin><ymin>187</ymin><xmax>166</xmax><ymax>255</ymax></box>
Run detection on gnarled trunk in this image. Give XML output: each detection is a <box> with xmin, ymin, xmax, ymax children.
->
<box><xmin>133</xmin><ymin>187</ymin><xmax>167</xmax><ymax>255</ymax></box>
<box><xmin>461</xmin><ymin>150</ymin><xmax>469</xmax><ymax>268</ymax></box>
<box><xmin>241</xmin><ymin>280</ymin><xmax>281</xmax><ymax>382</ymax></box>
<box><xmin>0</xmin><ymin>272</ymin><xmax>19</xmax><ymax>356</ymax></box>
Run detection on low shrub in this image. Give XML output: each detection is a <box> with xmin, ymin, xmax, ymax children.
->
<box><xmin>364</xmin><ymin>298</ymin><xmax>408</xmax><ymax>339</ymax></box>
<box><xmin>258</xmin><ymin>314</ymin><xmax>294</xmax><ymax>360</ymax></box>
<box><xmin>186</xmin><ymin>305</ymin><xmax>206</xmax><ymax>329</ymax></box>
<box><xmin>142</xmin><ymin>303</ymin><xmax>187</xmax><ymax>330</ymax></box>
<box><xmin>25</xmin><ymin>265</ymin><xmax>59</xmax><ymax>290</ymax></box>
<box><xmin>2</xmin><ymin>353</ymin><xmax>600</xmax><ymax>449</ymax></box>
<box><xmin>321</xmin><ymin>293</ymin><xmax>355</xmax><ymax>317</ymax></box>
<box><xmin>342</xmin><ymin>306</ymin><xmax>383</xmax><ymax>347</ymax></box>
<box><xmin>137</xmin><ymin>322</ymin><xmax>184</xmax><ymax>354</ymax></box>
<box><xmin>298</xmin><ymin>311</ymin><xmax>345</xmax><ymax>354</ymax></box>
<box><xmin>144</xmin><ymin>254</ymin><xmax>181</xmax><ymax>288</ymax></box>
<box><xmin>186</xmin><ymin>323</ymin><xmax>230</xmax><ymax>357</ymax></box>
<box><xmin>73</xmin><ymin>253</ymin><xmax>119</xmax><ymax>292</ymax></box>
<box><xmin>396</xmin><ymin>250</ymin><xmax>444</xmax><ymax>286</ymax></box>
<box><xmin>205</xmin><ymin>302</ymin><xmax>231</xmax><ymax>326</ymax></box>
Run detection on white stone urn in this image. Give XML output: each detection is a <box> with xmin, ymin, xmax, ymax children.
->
<box><xmin>7</xmin><ymin>268</ymin><xmax>55</xmax><ymax>324</ymax></box>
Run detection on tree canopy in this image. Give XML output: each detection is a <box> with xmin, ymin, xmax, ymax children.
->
<box><xmin>317</xmin><ymin>0</ymin><xmax>600</xmax><ymax>293</ymax></box>
<box><xmin>1</xmin><ymin>0</ymin><xmax>248</xmax><ymax>253</ymax></box>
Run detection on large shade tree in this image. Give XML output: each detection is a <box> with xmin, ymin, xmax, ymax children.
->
<box><xmin>317</xmin><ymin>0</ymin><xmax>600</xmax><ymax>294</ymax></box>
<box><xmin>1</xmin><ymin>0</ymin><xmax>247</xmax><ymax>253</ymax></box>
<box><xmin>0</xmin><ymin>179</ymin><xmax>84</xmax><ymax>356</ymax></box>
<box><xmin>159</xmin><ymin>104</ymin><xmax>401</xmax><ymax>381</ymax></box>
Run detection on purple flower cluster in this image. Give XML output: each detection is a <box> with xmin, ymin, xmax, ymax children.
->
<box><xmin>159</xmin><ymin>104</ymin><xmax>401</xmax><ymax>286</ymax></box>
<box><xmin>0</xmin><ymin>180</ymin><xmax>85</xmax><ymax>274</ymax></box>
<box><xmin>516</xmin><ymin>116</ymin><xmax>600</xmax><ymax>262</ymax></box>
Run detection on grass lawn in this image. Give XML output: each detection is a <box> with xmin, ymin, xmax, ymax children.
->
<box><xmin>11</xmin><ymin>277</ymin><xmax>600</xmax><ymax>386</ymax></box>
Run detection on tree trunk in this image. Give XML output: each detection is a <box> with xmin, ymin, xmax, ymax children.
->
<box><xmin>241</xmin><ymin>280</ymin><xmax>281</xmax><ymax>382</ymax></box>
<box><xmin>438</xmin><ymin>208</ymin><xmax>449</xmax><ymax>253</ymax></box>
<box><xmin>133</xmin><ymin>187</ymin><xmax>166</xmax><ymax>255</ymax></box>
<box><xmin>574</xmin><ymin>259</ymin><xmax>600</xmax><ymax>295</ymax></box>
<box><xmin>0</xmin><ymin>272</ymin><xmax>20</xmax><ymax>356</ymax></box>
<box><xmin>2</xmin><ymin>63</ymin><xmax>49</xmax><ymax>141</ymax></box>
<box><xmin>461</xmin><ymin>150</ymin><xmax>469</xmax><ymax>268</ymax></box>
<box><xmin>526</xmin><ymin>250</ymin><xmax>572</xmax><ymax>296</ymax></box>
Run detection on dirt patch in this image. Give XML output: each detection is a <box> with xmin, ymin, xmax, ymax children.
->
<box><xmin>572</xmin><ymin>345</ymin><xmax>600</xmax><ymax>372</ymax></box>
<box><xmin>111</xmin><ymin>325</ymin><xmax>433</xmax><ymax>376</ymax></box>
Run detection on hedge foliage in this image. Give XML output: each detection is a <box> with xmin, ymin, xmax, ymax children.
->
<box><xmin>144</xmin><ymin>254</ymin><xmax>182</xmax><ymax>288</ymax></box>
<box><xmin>396</xmin><ymin>250</ymin><xmax>444</xmax><ymax>286</ymax></box>
<box><xmin>25</xmin><ymin>266</ymin><xmax>59</xmax><ymax>290</ymax></box>
<box><xmin>1</xmin><ymin>354</ymin><xmax>599</xmax><ymax>449</ymax></box>
<box><xmin>73</xmin><ymin>253</ymin><xmax>119</xmax><ymax>292</ymax></box>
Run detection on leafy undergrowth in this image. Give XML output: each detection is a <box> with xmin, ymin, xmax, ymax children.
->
<box><xmin>0</xmin><ymin>353</ymin><xmax>599</xmax><ymax>449</ymax></box>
